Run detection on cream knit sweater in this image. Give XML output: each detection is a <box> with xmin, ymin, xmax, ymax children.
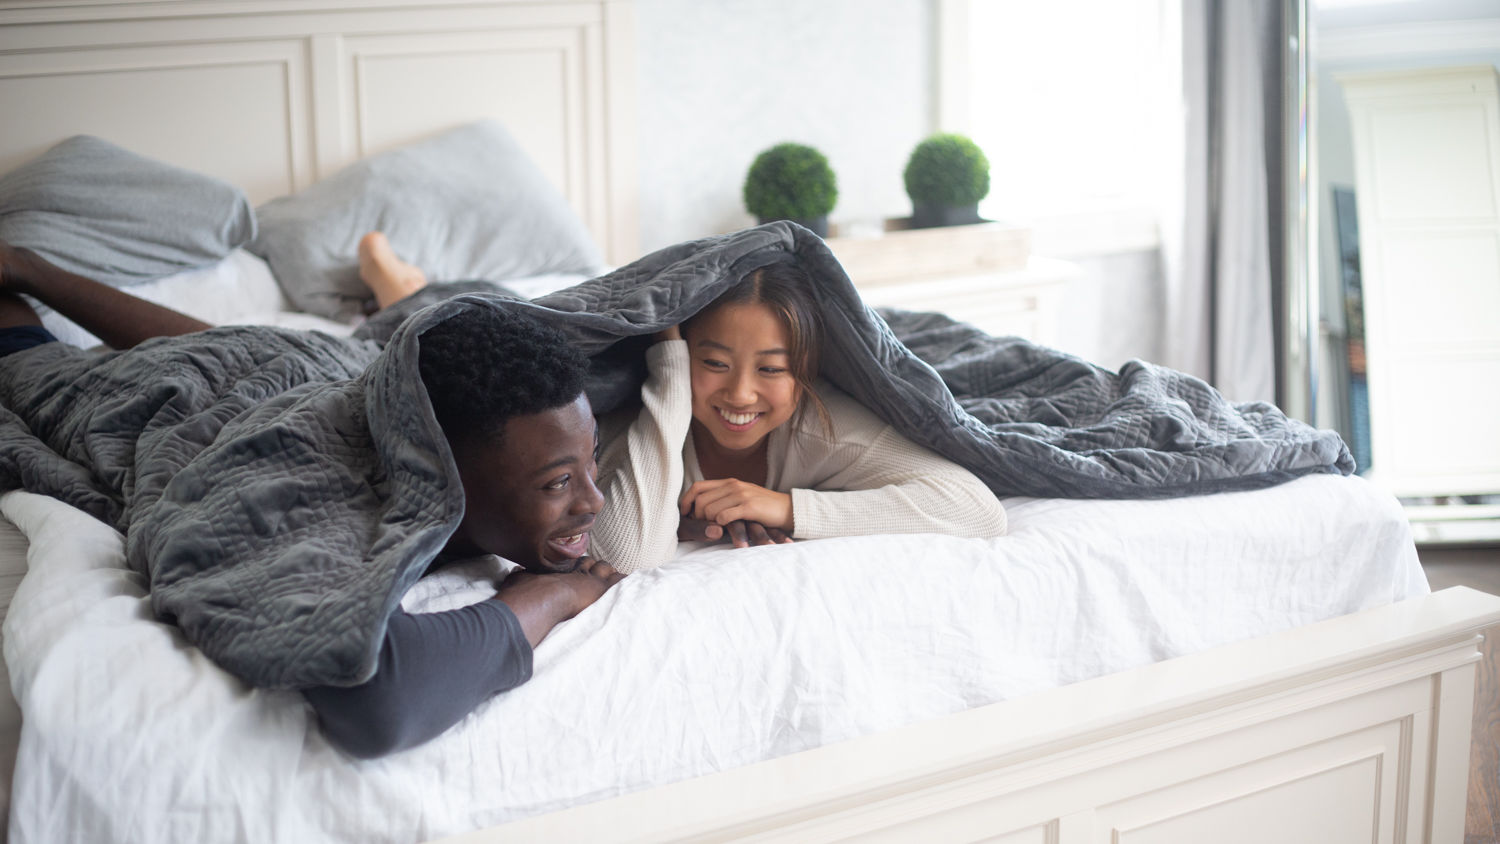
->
<box><xmin>589</xmin><ymin>340</ymin><xmax>1007</xmax><ymax>573</ymax></box>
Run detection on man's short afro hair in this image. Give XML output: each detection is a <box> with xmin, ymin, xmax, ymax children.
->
<box><xmin>417</xmin><ymin>304</ymin><xmax>589</xmax><ymax>446</ymax></box>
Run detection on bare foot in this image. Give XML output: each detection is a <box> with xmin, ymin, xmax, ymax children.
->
<box><xmin>358</xmin><ymin>232</ymin><xmax>429</xmax><ymax>310</ymax></box>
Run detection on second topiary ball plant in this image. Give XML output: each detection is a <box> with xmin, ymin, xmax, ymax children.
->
<box><xmin>743</xmin><ymin>142</ymin><xmax>838</xmax><ymax>237</ymax></box>
<box><xmin>903</xmin><ymin>133</ymin><xmax>991</xmax><ymax>229</ymax></box>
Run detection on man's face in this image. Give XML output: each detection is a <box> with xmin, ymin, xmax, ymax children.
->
<box><xmin>451</xmin><ymin>393</ymin><xmax>602</xmax><ymax>573</ymax></box>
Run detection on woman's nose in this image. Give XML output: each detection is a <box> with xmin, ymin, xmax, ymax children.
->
<box><xmin>726</xmin><ymin>370</ymin><xmax>756</xmax><ymax>402</ymax></box>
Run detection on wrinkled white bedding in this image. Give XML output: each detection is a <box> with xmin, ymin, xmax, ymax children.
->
<box><xmin>0</xmin><ymin>474</ymin><xmax>1425</xmax><ymax>844</ymax></box>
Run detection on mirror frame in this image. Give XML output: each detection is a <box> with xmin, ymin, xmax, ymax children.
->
<box><xmin>1281</xmin><ymin>0</ymin><xmax>1317</xmax><ymax>425</ymax></box>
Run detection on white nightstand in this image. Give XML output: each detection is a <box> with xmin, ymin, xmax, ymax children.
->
<box><xmin>824</xmin><ymin>221</ymin><xmax>1076</xmax><ymax>345</ymax></box>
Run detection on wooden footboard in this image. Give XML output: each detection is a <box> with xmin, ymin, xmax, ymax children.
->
<box><xmin>447</xmin><ymin>586</ymin><xmax>1500</xmax><ymax>843</ymax></box>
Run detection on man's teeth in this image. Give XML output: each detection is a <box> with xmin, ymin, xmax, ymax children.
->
<box><xmin>720</xmin><ymin>410</ymin><xmax>757</xmax><ymax>425</ymax></box>
<box><xmin>558</xmin><ymin>533</ymin><xmax>583</xmax><ymax>544</ymax></box>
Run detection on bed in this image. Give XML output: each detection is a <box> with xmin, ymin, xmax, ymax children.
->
<box><xmin>1</xmin><ymin>3</ymin><xmax>1498</xmax><ymax>843</ymax></box>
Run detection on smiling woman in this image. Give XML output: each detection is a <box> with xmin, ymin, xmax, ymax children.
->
<box><xmin>588</xmin><ymin>259</ymin><xmax>1008</xmax><ymax>574</ymax></box>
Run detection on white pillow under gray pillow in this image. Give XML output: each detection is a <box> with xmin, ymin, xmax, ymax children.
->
<box><xmin>0</xmin><ymin>135</ymin><xmax>256</xmax><ymax>288</ymax></box>
<box><xmin>250</xmin><ymin>120</ymin><xmax>606</xmax><ymax>322</ymax></box>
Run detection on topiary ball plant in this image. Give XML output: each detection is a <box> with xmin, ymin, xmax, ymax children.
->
<box><xmin>902</xmin><ymin>133</ymin><xmax>990</xmax><ymax>228</ymax></box>
<box><xmin>743</xmin><ymin>142</ymin><xmax>838</xmax><ymax>237</ymax></box>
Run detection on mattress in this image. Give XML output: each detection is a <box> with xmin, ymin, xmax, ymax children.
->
<box><xmin>0</xmin><ymin>473</ymin><xmax>1426</xmax><ymax>843</ymax></box>
<box><xmin>0</xmin><ymin>513</ymin><xmax>24</xmax><ymax>840</ymax></box>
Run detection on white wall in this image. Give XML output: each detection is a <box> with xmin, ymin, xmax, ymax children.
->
<box><xmin>1053</xmin><ymin>250</ymin><xmax>1165</xmax><ymax>370</ymax></box>
<box><xmin>634</xmin><ymin>0</ymin><xmax>933</xmax><ymax>254</ymax></box>
<box><xmin>631</xmin><ymin>0</ymin><xmax>1166</xmax><ymax>374</ymax></box>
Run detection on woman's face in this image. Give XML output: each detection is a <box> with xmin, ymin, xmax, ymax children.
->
<box><xmin>683</xmin><ymin>302</ymin><xmax>801</xmax><ymax>456</ymax></box>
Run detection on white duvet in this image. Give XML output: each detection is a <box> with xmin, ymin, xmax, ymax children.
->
<box><xmin>0</xmin><ymin>474</ymin><xmax>1426</xmax><ymax>843</ymax></box>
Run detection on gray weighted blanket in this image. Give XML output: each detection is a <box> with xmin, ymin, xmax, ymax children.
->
<box><xmin>0</xmin><ymin>222</ymin><xmax>1351</xmax><ymax>689</ymax></box>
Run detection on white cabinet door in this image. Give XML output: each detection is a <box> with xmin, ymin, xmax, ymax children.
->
<box><xmin>1341</xmin><ymin>66</ymin><xmax>1500</xmax><ymax>504</ymax></box>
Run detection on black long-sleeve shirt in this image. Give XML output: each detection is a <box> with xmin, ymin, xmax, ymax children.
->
<box><xmin>301</xmin><ymin>598</ymin><xmax>532</xmax><ymax>759</ymax></box>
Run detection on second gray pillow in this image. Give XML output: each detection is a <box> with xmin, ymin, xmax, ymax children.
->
<box><xmin>250</xmin><ymin>121</ymin><xmax>606</xmax><ymax>322</ymax></box>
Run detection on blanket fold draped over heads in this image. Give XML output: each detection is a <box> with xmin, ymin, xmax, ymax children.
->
<box><xmin>0</xmin><ymin>222</ymin><xmax>1352</xmax><ymax>689</ymax></box>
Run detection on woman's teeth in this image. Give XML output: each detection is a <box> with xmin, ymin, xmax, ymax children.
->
<box><xmin>719</xmin><ymin>409</ymin><xmax>758</xmax><ymax>425</ymax></box>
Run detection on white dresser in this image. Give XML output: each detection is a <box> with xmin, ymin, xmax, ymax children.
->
<box><xmin>824</xmin><ymin>221</ymin><xmax>1075</xmax><ymax>345</ymax></box>
<box><xmin>1340</xmin><ymin>65</ymin><xmax>1500</xmax><ymax>542</ymax></box>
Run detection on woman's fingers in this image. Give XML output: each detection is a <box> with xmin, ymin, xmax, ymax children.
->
<box><xmin>680</xmin><ymin>479</ymin><xmax>736</xmax><ymax>518</ymax></box>
<box><xmin>681</xmin><ymin>480</ymin><xmax>792</xmax><ymax>532</ymax></box>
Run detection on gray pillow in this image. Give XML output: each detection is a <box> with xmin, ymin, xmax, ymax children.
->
<box><xmin>0</xmin><ymin>136</ymin><xmax>256</xmax><ymax>287</ymax></box>
<box><xmin>250</xmin><ymin>120</ymin><xmax>605</xmax><ymax>322</ymax></box>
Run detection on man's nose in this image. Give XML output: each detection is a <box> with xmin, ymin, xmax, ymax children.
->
<box><xmin>574</xmin><ymin>468</ymin><xmax>605</xmax><ymax>516</ymax></box>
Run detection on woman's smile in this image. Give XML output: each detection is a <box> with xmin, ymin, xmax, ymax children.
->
<box><xmin>715</xmin><ymin>407</ymin><xmax>763</xmax><ymax>430</ymax></box>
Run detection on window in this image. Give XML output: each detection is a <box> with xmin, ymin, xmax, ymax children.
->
<box><xmin>942</xmin><ymin>0</ymin><xmax>1179</xmax><ymax>254</ymax></box>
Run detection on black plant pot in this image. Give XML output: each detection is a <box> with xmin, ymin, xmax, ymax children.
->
<box><xmin>758</xmin><ymin>215</ymin><xmax>829</xmax><ymax>238</ymax></box>
<box><xmin>909</xmin><ymin>202</ymin><xmax>982</xmax><ymax>229</ymax></box>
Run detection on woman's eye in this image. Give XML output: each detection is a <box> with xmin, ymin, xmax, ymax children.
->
<box><xmin>760</xmin><ymin>366</ymin><xmax>787</xmax><ymax>375</ymax></box>
<box><xmin>701</xmin><ymin>358</ymin><xmax>728</xmax><ymax>370</ymax></box>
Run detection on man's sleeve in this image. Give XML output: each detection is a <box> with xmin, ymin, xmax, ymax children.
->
<box><xmin>301</xmin><ymin>599</ymin><xmax>532</xmax><ymax>759</ymax></box>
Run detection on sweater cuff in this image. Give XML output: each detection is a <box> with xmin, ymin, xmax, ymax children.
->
<box><xmin>647</xmin><ymin>337</ymin><xmax>688</xmax><ymax>367</ymax></box>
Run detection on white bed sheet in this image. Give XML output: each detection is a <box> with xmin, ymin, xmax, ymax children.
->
<box><xmin>0</xmin><ymin>474</ymin><xmax>1425</xmax><ymax>844</ymax></box>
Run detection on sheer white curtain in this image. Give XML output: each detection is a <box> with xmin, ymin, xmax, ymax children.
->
<box><xmin>964</xmin><ymin>1</ymin><xmax>1173</xmax><ymax>239</ymax></box>
<box><xmin>953</xmin><ymin>0</ymin><xmax>1284</xmax><ymax>400</ymax></box>
<box><xmin>1160</xmin><ymin>0</ymin><xmax>1282</xmax><ymax>402</ymax></box>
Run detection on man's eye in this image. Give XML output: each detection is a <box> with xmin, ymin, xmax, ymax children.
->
<box><xmin>546</xmin><ymin>475</ymin><xmax>570</xmax><ymax>490</ymax></box>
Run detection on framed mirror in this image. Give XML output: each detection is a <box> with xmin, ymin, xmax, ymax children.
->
<box><xmin>1306</xmin><ymin>0</ymin><xmax>1500</xmax><ymax>543</ymax></box>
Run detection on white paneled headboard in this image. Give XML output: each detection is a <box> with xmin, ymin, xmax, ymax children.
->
<box><xmin>0</xmin><ymin>0</ymin><xmax>640</xmax><ymax>263</ymax></box>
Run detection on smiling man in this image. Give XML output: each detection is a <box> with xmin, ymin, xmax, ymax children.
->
<box><xmin>1</xmin><ymin>241</ymin><xmax>626</xmax><ymax>758</ymax></box>
<box><xmin>302</xmin><ymin>305</ymin><xmax>624</xmax><ymax>758</ymax></box>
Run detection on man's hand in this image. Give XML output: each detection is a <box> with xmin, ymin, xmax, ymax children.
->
<box><xmin>680</xmin><ymin>478</ymin><xmax>793</xmax><ymax>532</ymax></box>
<box><xmin>654</xmin><ymin>324</ymin><xmax>682</xmax><ymax>343</ymax></box>
<box><xmin>495</xmin><ymin>557</ymin><xmax>624</xmax><ymax>646</ymax></box>
<box><xmin>677</xmin><ymin>516</ymin><xmax>793</xmax><ymax>548</ymax></box>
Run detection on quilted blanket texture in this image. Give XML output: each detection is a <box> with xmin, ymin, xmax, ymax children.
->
<box><xmin>0</xmin><ymin>222</ymin><xmax>1351</xmax><ymax>689</ymax></box>
<box><xmin>0</xmin><ymin>312</ymin><xmax>465</xmax><ymax>689</ymax></box>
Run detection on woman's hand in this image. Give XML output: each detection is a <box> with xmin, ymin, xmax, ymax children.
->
<box><xmin>654</xmin><ymin>324</ymin><xmax>682</xmax><ymax>343</ymax></box>
<box><xmin>680</xmin><ymin>479</ymin><xmax>793</xmax><ymax>533</ymax></box>
<box><xmin>677</xmin><ymin>516</ymin><xmax>793</xmax><ymax>548</ymax></box>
